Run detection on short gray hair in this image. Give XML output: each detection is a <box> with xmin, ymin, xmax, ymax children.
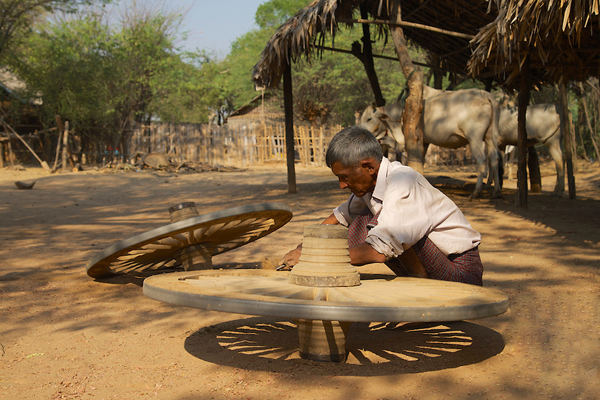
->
<box><xmin>325</xmin><ymin>125</ymin><xmax>383</xmax><ymax>168</ymax></box>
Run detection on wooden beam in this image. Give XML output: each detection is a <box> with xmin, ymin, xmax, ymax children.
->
<box><xmin>339</xmin><ymin>18</ymin><xmax>475</xmax><ymax>40</ymax></box>
<box><xmin>313</xmin><ymin>45</ymin><xmax>469</xmax><ymax>77</ymax></box>
<box><xmin>358</xmin><ymin>3</ymin><xmax>385</xmax><ymax>107</ymax></box>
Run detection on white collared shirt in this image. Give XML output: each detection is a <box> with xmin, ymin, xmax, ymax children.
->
<box><xmin>333</xmin><ymin>157</ymin><xmax>481</xmax><ymax>258</ymax></box>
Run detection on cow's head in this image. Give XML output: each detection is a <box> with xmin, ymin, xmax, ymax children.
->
<box><xmin>358</xmin><ymin>105</ymin><xmax>406</xmax><ymax>152</ymax></box>
<box><xmin>358</xmin><ymin>105</ymin><xmax>388</xmax><ymax>138</ymax></box>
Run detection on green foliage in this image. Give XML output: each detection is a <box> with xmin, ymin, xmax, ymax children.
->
<box><xmin>255</xmin><ymin>0</ymin><xmax>310</xmax><ymax>28</ymax></box>
<box><xmin>12</xmin><ymin>15</ymin><xmax>112</xmax><ymax>125</ymax></box>
<box><xmin>0</xmin><ymin>0</ymin><xmax>110</xmax><ymax>61</ymax></box>
<box><xmin>151</xmin><ymin>50</ymin><xmax>218</xmax><ymax>123</ymax></box>
<box><xmin>7</xmin><ymin>5</ymin><xmax>221</xmax><ymax>157</ymax></box>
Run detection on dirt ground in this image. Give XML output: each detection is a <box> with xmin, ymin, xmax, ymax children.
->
<box><xmin>1</xmin><ymin>158</ymin><xmax>599</xmax><ymax>400</ymax></box>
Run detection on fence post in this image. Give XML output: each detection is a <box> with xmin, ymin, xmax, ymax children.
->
<box><xmin>61</xmin><ymin>121</ymin><xmax>69</xmax><ymax>172</ymax></box>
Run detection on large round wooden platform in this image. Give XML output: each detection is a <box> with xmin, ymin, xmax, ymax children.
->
<box><xmin>143</xmin><ymin>270</ymin><xmax>509</xmax><ymax>322</ymax></box>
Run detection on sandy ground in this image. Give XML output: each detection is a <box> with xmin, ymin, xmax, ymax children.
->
<box><xmin>1</xmin><ymin>158</ymin><xmax>599</xmax><ymax>400</ymax></box>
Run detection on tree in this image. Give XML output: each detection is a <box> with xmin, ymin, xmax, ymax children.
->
<box><xmin>8</xmin><ymin>4</ymin><xmax>211</xmax><ymax>159</ymax></box>
<box><xmin>150</xmin><ymin>50</ymin><xmax>224</xmax><ymax>124</ymax></box>
<box><xmin>0</xmin><ymin>0</ymin><xmax>107</xmax><ymax>61</ymax></box>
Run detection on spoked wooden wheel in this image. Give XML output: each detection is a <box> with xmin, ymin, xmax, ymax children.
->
<box><xmin>86</xmin><ymin>203</ymin><xmax>293</xmax><ymax>278</ymax></box>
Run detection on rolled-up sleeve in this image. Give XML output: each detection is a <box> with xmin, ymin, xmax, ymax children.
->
<box><xmin>333</xmin><ymin>194</ymin><xmax>368</xmax><ymax>227</ymax></box>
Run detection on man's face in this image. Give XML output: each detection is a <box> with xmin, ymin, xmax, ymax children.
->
<box><xmin>331</xmin><ymin>159</ymin><xmax>378</xmax><ymax>197</ymax></box>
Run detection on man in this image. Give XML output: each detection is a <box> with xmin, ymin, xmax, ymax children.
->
<box><xmin>279</xmin><ymin>125</ymin><xmax>484</xmax><ymax>286</ymax></box>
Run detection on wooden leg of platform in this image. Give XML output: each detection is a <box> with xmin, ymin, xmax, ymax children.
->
<box><xmin>175</xmin><ymin>244</ymin><xmax>213</xmax><ymax>270</ymax></box>
<box><xmin>295</xmin><ymin>319</ymin><xmax>351</xmax><ymax>362</ymax></box>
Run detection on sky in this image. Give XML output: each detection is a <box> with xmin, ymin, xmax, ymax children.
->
<box><xmin>175</xmin><ymin>0</ymin><xmax>267</xmax><ymax>57</ymax></box>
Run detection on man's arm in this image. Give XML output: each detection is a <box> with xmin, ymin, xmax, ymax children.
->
<box><xmin>349</xmin><ymin>242</ymin><xmax>387</xmax><ymax>265</ymax></box>
<box><xmin>279</xmin><ymin>214</ymin><xmax>388</xmax><ymax>268</ymax></box>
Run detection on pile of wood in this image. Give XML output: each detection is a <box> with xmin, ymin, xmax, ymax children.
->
<box><xmin>100</xmin><ymin>153</ymin><xmax>244</xmax><ymax>174</ymax></box>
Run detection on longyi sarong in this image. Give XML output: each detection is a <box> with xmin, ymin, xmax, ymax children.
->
<box><xmin>347</xmin><ymin>208</ymin><xmax>483</xmax><ymax>286</ymax></box>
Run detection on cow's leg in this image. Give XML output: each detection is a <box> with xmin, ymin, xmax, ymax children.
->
<box><xmin>468</xmin><ymin>142</ymin><xmax>487</xmax><ymax>199</ymax></box>
<box><xmin>486</xmin><ymin>149</ymin><xmax>504</xmax><ymax>188</ymax></box>
<box><xmin>487</xmin><ymin>145</ymin><xmax>502</xmax><ymax>197</ymax></box>
<box><xmin>546</xmin><ymin>140</ymin><xmax>565</xmax><ymax>196</ymax></box>
<box><xmin>482</xmin><ymin>136</ymin><xmax>502</xmax><ymax>197</ymax></box>
<box><xmin>506</xmin><ymin>147</ymin><xmax>517</xmax><ymax>181</ymax></box>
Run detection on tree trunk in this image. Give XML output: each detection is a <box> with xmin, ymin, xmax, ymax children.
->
<box><xmin>389</xmin><ymin>1</ymin><xmax>424</xmax><ymax>174</ymax></box>
<box><xmin>528</xmin><ymin>146</ymin><xmax>542</xmax><ymax>192</ymax></box>
<box><xmin>559</xmin><ymin>79</ymin><xmax>576</xmax><ymax>199</ymax></box>
<box><xmin>283</xmin><ymin>63</ymin><xmax>297</xmax><ymax>194</ymax></box>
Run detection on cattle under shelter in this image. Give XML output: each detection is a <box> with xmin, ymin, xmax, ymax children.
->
<box><xmin>252</xmin><ymin>0</ymin><xmax>599</xmax><ymax>206</ymax></box>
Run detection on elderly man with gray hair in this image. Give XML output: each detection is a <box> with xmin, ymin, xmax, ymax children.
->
<box><xmin>279</xmin><ymin>125</ymin><xmax>484</xmax><ymax>285</ymax></box>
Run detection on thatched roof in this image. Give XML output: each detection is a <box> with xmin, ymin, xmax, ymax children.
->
<box><xmin>252</xmin><ymin>0</ymin><xmax>499</xmax><ymax>90</ymax></box>
<box><xmin>469</xmin><ymin>0</ymin><xmax>600</xmax><ymax>88</ymax></box>
<box><xmin>0</xmin><ymin>67</ymin><xmax>42</xmax><ymax>105</ymax></box>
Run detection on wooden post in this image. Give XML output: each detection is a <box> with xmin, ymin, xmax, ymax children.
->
<box><xmin>54</xmin><ymin>116</ymin><xmax>63</xmax><ymax>171</ymax></box>
<box><xmin>319</xmin><ymin>126</ymin><xmax>324</xmax><ymax>166</ymax></box>
<box><xmin>0</xmin><ymin>139</ymin><xmax>4</xmax><ymax>168</ymax></box>
<box><xmin>283</xmin><ymin>63</ymin><xmax>297</xmax><ymax>193</ymax></box>
<box><xmin>62</xmin><ymin>121</ymin><xmax>69</xmax><ymax>173</ymax></box>
<box><xmin>516</xmin><ymin>56</ymin><xmax>531</xmax><ymax>208</ymax></box>
<box><xmin>7</xmin><ymin>135</ymin><xmax>14</xmax><ymax>165</ymax></box>
<box><xmin>559</xmin><ymin>79</ymin><xmax>576</xmax><ymax>199</ymax></box>
<box><xmin>528</xmin><ymin>146</ymin><xmax>542</xmax><ymax>192</ymax></box>
<box><xmin>355</xmin><ymin>3</ymin><xmax>386</xmax><ymax>107</ymax></box>
<box><xmin>389</xmin><ymin>1</ymin><xmax>425</xmax><ymax>174</ymax></box>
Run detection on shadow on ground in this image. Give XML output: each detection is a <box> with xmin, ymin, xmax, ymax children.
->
<box><xmin>184</xmin><ymin>316</ymin><xmax>505</xmax><ymax>376</ymax></box>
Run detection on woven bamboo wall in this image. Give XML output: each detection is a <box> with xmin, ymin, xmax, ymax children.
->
<box><xmin>129</xmin><ymin>122</ymin><xmax>343</xmax><ymax>168</ymax></box>
<box><xmin>129</xmin><ymin>122</ymin><xmax>475</xmax><ymax>168</ymax></box>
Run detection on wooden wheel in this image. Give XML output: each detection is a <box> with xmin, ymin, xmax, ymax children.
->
<box><xmin>143</xmin><ymin>270</ymin><xmax>509</xmax><ymax>323</ymax></box>
<box><xmin>86</xmin><ymin>203</ymin><xmax>292</xmax><ymax>278</ymax></box>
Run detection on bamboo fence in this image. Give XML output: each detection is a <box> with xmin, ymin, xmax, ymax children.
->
<box><xmin>1</xmin><ymin>120</ymin><xmax>476</xmax><ymax>168</ymax></box>
<box><xmin>129</xmin><ymin>122</ymin><xmax>343</xmax><ymax>168</ymax></box>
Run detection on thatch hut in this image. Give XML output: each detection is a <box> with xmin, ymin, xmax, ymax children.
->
<box><xmin>252</xmin><ymin>0</ymin><xmax>503</xmax><ymax>192</ymax></box>
<box><xmin>252</xmin><ymin>0</ymin><xmax>500</xmax><ymax>89</ymax></box>
<box><xmin>252</xmin><ymin>0</ymin><xmax>596</xmax><ymax>202</ymax></box>
<box><xmin>469</xmin><ymin>0</ymin><xmax>600</xmax><ymax>202</ymax></box>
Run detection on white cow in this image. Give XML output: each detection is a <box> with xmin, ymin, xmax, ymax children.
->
<box><xmin>498</xmin><ymin>104</ymin><xmax>563</xmax><ymax>196</ymax></box>
<box><xmin>358</xmin><ymin>103</ymin><xmax>406</xmax><ymax>157</ymax></box>
<box><xmin>359</xmin><ymin>85</ymin><xmax>501</xmax><ymax>198</ymax></box>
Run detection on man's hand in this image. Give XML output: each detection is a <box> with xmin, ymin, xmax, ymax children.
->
<box><xmin>278</xmin><ymin>214</ymin><xmax>339</xmax><ymax>271</ymax></box>
<box><xmin>277</xmin><ymin>244</ymin><xmax>302</xmax><ymax>271</ymax></box>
